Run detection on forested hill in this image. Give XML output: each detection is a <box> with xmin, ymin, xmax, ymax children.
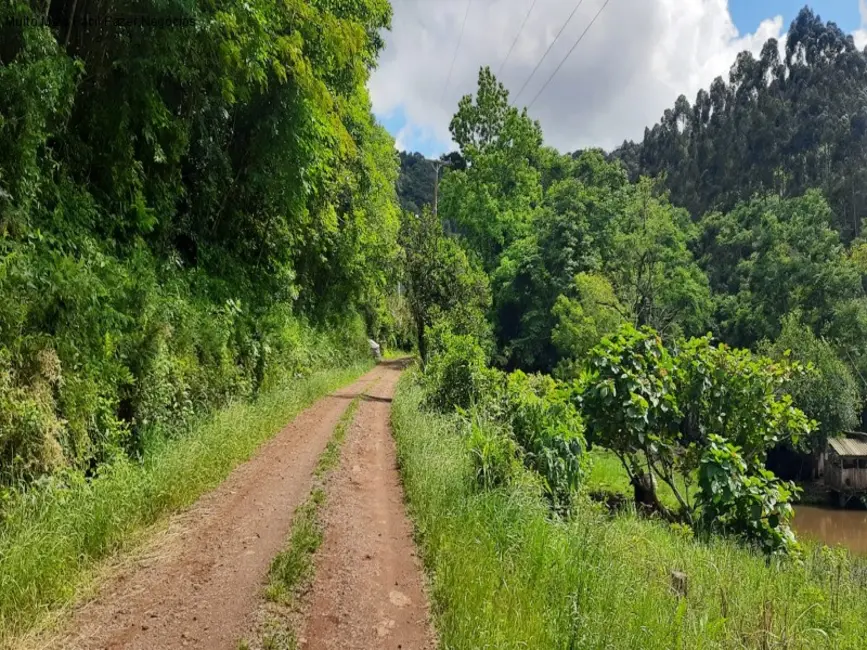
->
<box><xmin>611</xmin><ymin>8</ymin><xmax>867</xmax><ymax>241</ymax></box>
<box><xmin>397</xmin><ymin>152</ymin><xmax>435</xmax><ymax>214</ymax></box>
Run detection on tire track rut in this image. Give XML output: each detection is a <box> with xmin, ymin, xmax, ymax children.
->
<box><xmin>52</xmin><ymin>365</ymin><xmax>388</xmax><ymax>650</ymax></box>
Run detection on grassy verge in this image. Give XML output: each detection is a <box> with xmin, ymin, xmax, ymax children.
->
<box><xmin>240</xmin><ymin>396</ymin><xmax>361</xmax><ymax>650</ymax></box>
<box><xmin>0</xmin><ymin>362</ymin><xmax>370</xmax><ymax>642</ymax></box>
<box><xmin>383</xmin><ymin>348</ymin><xmax>413</xmax><ymax>361</ymax></box>
<box><xmin>392</xmin><ymin>375</ymin><xmax>867</xmax><ymax>650</ymax></box>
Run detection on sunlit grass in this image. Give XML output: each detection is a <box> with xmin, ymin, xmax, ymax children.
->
<box><xmin>315</xmin><ymin>399</ymin><xmax>359</xmax><ymax>478</ymax></box>
<box><xmin>587</xmin><ymin>447</ymin><xmax>696</xmax><ymax>510</ymax></box>
<box><xmin>392</xmin><ymin>375</ymin><xmax>867</xmax><ymax>650</ymax></box>
<box><xmin>0</xmin><ymin>362</ymin><xmax>370</xmax><ymax>642</ymax></box>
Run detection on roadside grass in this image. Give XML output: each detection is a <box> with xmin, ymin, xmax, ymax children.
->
<box><xmin>265</xmin><ymin>488</ymin><xmax>326</xmax><ymax>607</ymax></box>
<box><xmin>241</xmin><ymin>394</ymin><xmax>361</xmax><ymax>650</ymax></box>
<box><xmin>315</xmin><ymin>399</ymin><xmax>359</xmax><ymax>478</ymax></box>
<box><xmin>0</xmin><ymin>362</ymin><xmax>371</xmax><ymax>643</ymax></box>
<box><xmin>392</xmin><ymin>375</ymin><xmax>867</xmax><ymax>650</ymax></box>
<box><xmin>383</xmin><ymin>348</ymin><xmax>413</xmax><ymax>361</ymax></box>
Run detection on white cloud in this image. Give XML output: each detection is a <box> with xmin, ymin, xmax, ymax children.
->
<box><xmin>369</xmin><ymin>0</ymin><xmax>786</xmax><ymax>153</ymax></box>
<box><xmin>853</xmin><ymin>0</ymin><xmax>867</xmax><ymax>49</ymax></box>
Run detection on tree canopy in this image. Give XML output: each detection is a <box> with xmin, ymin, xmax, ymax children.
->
<box><xmin>0</xmin><ymin>0</ymin><xmax>404</xmax><ymax>483</ymax></box>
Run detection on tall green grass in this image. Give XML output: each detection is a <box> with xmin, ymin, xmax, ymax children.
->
<box><xmin>0</xmin><ymin>362</ymin><xmax>370</xmax><ymax>641</ymax></box>
<box><xmin>392</xmin><ymin>376</ymin><xmax>867</xmax><ymax>650</ymax></box>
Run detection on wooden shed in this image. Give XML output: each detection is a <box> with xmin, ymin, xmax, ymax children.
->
<box><xmin>825</xmin><ymin>434</ymin><xmax>867</xmax><ymax>501</ymax></box>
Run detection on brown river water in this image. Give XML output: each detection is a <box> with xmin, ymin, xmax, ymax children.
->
<box><xmin>793</xmin><ymin>505</ymin><xmax>867</xmax><ymax>554</ymax></box>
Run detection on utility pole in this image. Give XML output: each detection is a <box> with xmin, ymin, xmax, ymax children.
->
<box><xmin>429</xmin><ymin>159</ymin><xmax>452</xmax><ymax>217</ymax></box>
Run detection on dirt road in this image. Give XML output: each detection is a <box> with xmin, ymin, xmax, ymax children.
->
<box><xmin>50</xmin><ymin>360</ymin><xmax>430</xmax><ymax>650</ymax></box>
<box><xmin>300</xmin><ymin>361</ymin><xmax>434</xmax><ymax>650</ymax></box>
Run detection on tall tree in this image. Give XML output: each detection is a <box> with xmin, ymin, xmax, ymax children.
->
<box><xmin>399</xmin><ymin>208</ymin><xmax>490</xmax><ymax>363</ymax></box>
<box><xmin>440</xmin><ymin>67</ymin><xmax>544</xmax><ymax>270</ymax></box>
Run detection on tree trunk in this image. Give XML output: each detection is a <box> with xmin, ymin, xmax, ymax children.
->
<box><xmin>631</xmin><ymin>470</ymin><xmax>672</xmax><ymax>519</ymax></box>
<box><xmin>417</xmin><ymin>318</ymin><xmax>426</xmax><ymax>367</ymax></box>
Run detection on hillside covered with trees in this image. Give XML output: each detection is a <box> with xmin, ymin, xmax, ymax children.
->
<box><xmin>612</xmin><ymin>8</ymin><xmax>867</xmax><ymax>242</ymax></box>
<box><xmin>0</xmin><ymin>0</ymin><xmax>406</xmax><ymax>485</ymax></box>
<box><xmin>397</xmin><ymin>6</ymin><xmax>867</xmax><ymax>557</ymax></box>
<box><xmin>401</xmin><ymin>8</ymin><xmax>867</xmax><ymax>468</ymax></box>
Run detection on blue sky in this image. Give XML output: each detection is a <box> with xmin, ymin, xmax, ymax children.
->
<box><xmin>730</xmin><ymin>1</ymin><xmax>859</xmax><ymax>35</ymax></box>
<box><xmin>370</xmin><ymin>1</ymin><xmax>866</xmax><ymax>157</ymax></box>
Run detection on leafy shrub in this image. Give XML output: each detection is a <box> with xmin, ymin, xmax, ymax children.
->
<box><xmin>698</xmin><ymin>435</ymin><xmax>801</xmax><ymax>556</ymax></box>
<box><xmin>423</xmin><ymin>323</ymin><xmax>497</xmax><ymax>412</ymax></box>
<box><xmin>0</xmin><ymin>349</ymin><xmax>65</xmax><ymax>483</ymax></box>
<box><xmin>577</xmin><ymin>325</ymin><xmax>681</xmax><ymax>512</ymax></box>
<box><xmin>0</xmin><ymin>237</ymin><xmax>371</xmax><ymax>486</ymax></box>
<box><xmin>576</xmin><ymin>324</ymin><xmax>813</xmax><ymax>554</ymax></box>
<box><xmin>676</xmin><ymin>334</ymin><xmax>815</xmax><ymax>457</ymax></box>
<box><xmin>504</xmin><ymin>371</ymin><xmax>587</xmax><ymax>514</ymax></box>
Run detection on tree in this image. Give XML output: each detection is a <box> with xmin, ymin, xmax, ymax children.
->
<box><xmin>396</xmin><ymin>151</ymin><xmax>436</xmax><ymax>215</ymax></box>
<box><xmin>551</xmin><ymin>272</ymin><xmax>628</xmax><ymax>376</ymax></box>
<box><xmin>0</xmin><ymin>0</ymin><xmax>403</xmax><ymax>484</ymax></box>
<box><xmin>696</xmin><ymin>192</ymin><xmax>867</xmax><ymax>348</ymax></box>
<box><xmin>578</xmin><ymin>325</ymin><xmax>680</xmax><ymax>514</ymax></box>
<box><xmin>761</xmin><ymin>313</ymin><xmax>861</xmax><ymax>458</ymax></box>
<box><xmin>605</xmin><ymin>178</ymin><xmax>711</xmax><ymax>339</ymax></box>
<box><xmin>440</xmin><ymin>67</ymin><xmax>544</xmax><ymax>270</ymax></box>
<box><xmin>490</xmin><ymin>152</ymin><xmax>626</xmax><ymax>372</ymax></box>
<box><xmin>578</xmin><ymin>324</ymin><xmax>812</xmax><ymax>553</ymax></box>
<box><xmin>399</xmin><ymin>208</ymin><xmax>490</xmax><ymax>363</ymax></box>
<box><xmin>612</xmin><ymin>8</ymin><xmax>867</xmax><ymax>242</ymax></box>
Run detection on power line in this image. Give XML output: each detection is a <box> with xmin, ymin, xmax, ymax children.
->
<box><xmin>442</xmin><ymin>0</ymin><xmax>473</xmax><ymax>102</ymax></box>
<box><xmin>512</xmin><ymin>0</ymin><xmax>586</xmax><ymax>102</ymax></box>
<box><xmin>497</xmin><ymin>0</ymin><xmax>539</xmax><ymax>76</ymax></box>
<box><xmin>527</xmin><ymin>0</ymin><xmax>613</xmax><ymax>109</ymax></box>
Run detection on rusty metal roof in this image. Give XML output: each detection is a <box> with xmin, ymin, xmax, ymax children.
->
<box><xmin>829</xmin><ymin>436</ymin><xmax>867</xmax><ymax>457</ymax></box>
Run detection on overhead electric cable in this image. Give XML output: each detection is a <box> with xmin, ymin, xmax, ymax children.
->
<box><xmin>442</xmin><ymin>0</ymin><xmax>473</xmax><ymax>101</ymax></box>
<box><xmin>498</xmin><ymin>0</ymin><xmax>540</xmax><ymax>76</ymax></box>
<box><xmin>513</xmin><ymin>0</ymin><xmax>585</xmax><ymax>102</ymax></box>
<box><xmin>527</xmin><ymin>0</ymin><xmax>613</xmax><ymax>109</ymax></box>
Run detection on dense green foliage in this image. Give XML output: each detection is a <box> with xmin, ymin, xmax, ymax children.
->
<box><xmin>0</xmin><ymin>0</ymin><xmax>402</xmax><ymax>485</ymax></box>
<box><xmin>399</xmin><ymin>207</ymin><xmax>490</xmax><ymax>362</ymax></box>
<box><xmin>405</xmin><ymin>50</ymin><xmax>867</xmax><ymax>553</ymax></box>
<box><xmin>397</xmin><ymin>10</ymin><xmax>867</xmax><ymax>452</ymax></box>
<box><xmin>575</xmin><ymin>324</ymin><xmax>810</xmax><ymax>552</ymax></box>
<box><xmin>397</xmin><ymin>151</ymin><xmax>435</xmax><ymax>215</ymax></box>
<box><xmin>403</xmin><ymin>19</ymin><xmax>867</xmax><ymax>494</ymax></box>
<box><xmin>761</xmin><ymin>314</ymin><xmax>861</xmax><ymax>454</ymax></box>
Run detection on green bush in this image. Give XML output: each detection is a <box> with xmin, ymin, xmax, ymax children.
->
<box><xmin>503</xmin><ymin>371</ymin><xmax>586</xmax><ymax>514</ymax></box>
<box><xmin>698</xmin><ymin>436</ymin><xmax>801</xmax><ymax>556</ymax></box>
<box><xmin>576</xmin><ymin>324</ymin><xmax>812</xmax><ymax>553</ymax></box>
<box><xmin>422</xmin><ymin>323</ymin><xmax>496</xmax><ymax>412</ymax></box>
<box><xmin>0</xmin><ymin>237</ymin><xmax>371</xmax><ymax>486</ymax></box>
<box><xmin>762</xmin><ymin>313</ymin><xmax>861</xmax><ymax>453</ymax></box>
